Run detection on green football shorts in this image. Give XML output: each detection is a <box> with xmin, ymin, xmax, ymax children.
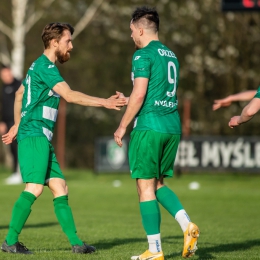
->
<box><xmin>18</xmin><ymin>136</ymin><xmax>65</xmax><ymax>185</ymax></box>
<box><xmin>128</xmin><ymin>130</ymin><xmax>181</xmax><ymax>179</ymax></box>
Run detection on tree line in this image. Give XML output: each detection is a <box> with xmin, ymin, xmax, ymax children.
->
<box><xmin>0</xmin><ymin>0</ymin><xmax>259</xmax><ymax>168</ymax></box>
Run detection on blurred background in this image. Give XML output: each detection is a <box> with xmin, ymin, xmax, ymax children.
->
<box><xmin>0</xmin><ymin>0</ymin><xmax>260</xmax><ymax>173</ymax></box>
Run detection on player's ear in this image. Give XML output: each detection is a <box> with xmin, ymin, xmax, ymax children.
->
<box><xmin>139</xmin><ymin>28</ymin><xmax>144</xmax><ymax>36</ymax></box>
<box><xmin>51</xmin><ymin>38</ymin><xmax>59</xmax><ymax>48</ymax></box>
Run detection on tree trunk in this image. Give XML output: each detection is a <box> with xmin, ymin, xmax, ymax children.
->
<box><xmin>11</xmin><ymin>0</ymin><xmax>28</xmax><ymax>79</ymax></box>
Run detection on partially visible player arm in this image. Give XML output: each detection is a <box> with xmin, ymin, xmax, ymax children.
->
<box><xmin>53</xmin><ymin>81</ymin><xmax>126</xmax><ymax>110</ymax></box>
<box><xmin>213</xmin><ymin>90</ymin><xmax>257</xmax><ymax>111</ymax></box>
<box><xmin>116</xmin><ymin>91</ymin><xmax>130</xmax><ymax>105</ymax></box>
<box><xmin>2</xmin><ymin>84</ymin><xmax>24</xmax><ymax>144</ymax></box>
<box><xmin>114</xmin><ymin>77</ymin><xmax>148</xmax><ymax>147</ymax></box>
<box><xmin>229</xmin><ymin>97</ymin><xmax>260</xmax><ymax>128</ymax></box>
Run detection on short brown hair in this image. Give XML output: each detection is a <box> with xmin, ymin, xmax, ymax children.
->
<box><xmin>41</xmin><ymin>23</ymin><xmax>74</xmax><ymax>49</ymax></box>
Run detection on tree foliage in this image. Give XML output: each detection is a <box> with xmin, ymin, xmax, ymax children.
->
<box><xmin>0</xmin><ymin>0</ymin><xmax>260</xmax><ymax>168</ymax></box>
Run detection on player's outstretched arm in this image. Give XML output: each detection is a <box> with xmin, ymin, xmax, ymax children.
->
<box><xmin>229</xmin><ymin>98</ymin><xmax>260</xmax><ymax>128</ymax></box>
<box><xmin>53</xmin><ymin>82</ymin><xmax>127</xmax><ymax>110</ymax></box>
<box><xmin>213</xmin><ymin>90</ymin><xmax>257</xmax><ymax>111</ymax></box>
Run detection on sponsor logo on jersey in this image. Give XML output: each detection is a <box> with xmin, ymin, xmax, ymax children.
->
<box><xmin>21</xmin><ymin>111</ymin><xmax>27</xmax><ymax>117</ymax></box>
<box><xmin>29</xmin><ymin>62</ymin><xmax>35</xmax><ymax>70</ymax></box>
<box><xmin>158</xmin><ymin>49</ymin><xmax>176</xmax><ymax>58</ymax></box>
<box><xmin>154</xmin><ymin>100</ymin><xmax>178</xmax><ymax>108</ymax></box>
<box><xmin>48</xmin><ymin>65</ymin><xmax>55</xmax><ymax>68</ymax></box>
<box><xmin>134</xmin><ymin>56</ymin><xmax>141</xmax><ymax>60</ymax></box>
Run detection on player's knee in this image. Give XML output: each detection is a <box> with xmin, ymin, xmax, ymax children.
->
<box><xmin>25</xmin><ymin>184</ymin><xmax>44</xmax><ymax>198</ymax></box>
<box><xmin>49</xmin><ymin>179</ymin><xmax>68</xmax><ymax>197</ymax></box>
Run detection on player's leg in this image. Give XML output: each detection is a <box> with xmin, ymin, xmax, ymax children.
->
<box><xmin>129</xmin><ymin>130</ymin><xmax>164</xmax><ymax>260</ymax></box>
<box><xmin>2</xmin><ymin>137</ymin><xmax>48</xmax><ymax>254</ymax></box>
<box><xmin>155</xmin><ymin>133</ymin><xmax>190</xmax><ymax>233</ymax></box>
<box><xmin>155</xmin><ymin>134</ymin><xmax>199</xmax><ymax>258</ymax></box>
<box><xmin>131</xmin><ymin>178</ymin><xmax>163</xmax><ymax>260</ymax></box>
<box><xmin>46</xmin><ymin>144</ymin><xmax>95</xmax><ymax>254</ymax></box>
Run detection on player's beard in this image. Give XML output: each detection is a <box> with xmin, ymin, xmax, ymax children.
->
<box><xmin>55</xmin><ymin>48</ymin><xmax>71</xmax><ymax>64</ymax></box>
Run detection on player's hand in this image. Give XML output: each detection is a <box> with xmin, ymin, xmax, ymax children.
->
<box><xmin>114</xmin><ymin>126</ymin><xmax>126</xmax><ymax>147</ymax></box>
<box><xmin>116</xmin><ymin>91</ymin><xmax>129</xmax><ymax>105</ymax></box>
<box><xmin>213</xmin><ymin>97</ymin><xmax>232</xmax><ymax>111</ymax></box>
<box><xmin>106</xmin><ymin>93</ymin><xmax>127</xmax><ymax>110</ymax></box>
<box><xmin>2</xmin><ymin>125</ymin><xmax>18</xmax><ymax>144</ymax></box>
<box><xmin>228</xmin><ymin>116</ymin><xmax>240</xmax><ymax>128</ymax></box>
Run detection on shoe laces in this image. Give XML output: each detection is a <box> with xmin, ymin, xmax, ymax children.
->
<box><xmin>17</xmin><ymin>242</ymin><xmax>29</xmax><ymax>251</ymax></box>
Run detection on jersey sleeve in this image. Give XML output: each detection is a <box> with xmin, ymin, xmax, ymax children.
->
<box><xmin>38</xmin><ymin>64</ymin><xmax>65</xmax><ymax>89</ymax></box>
<box><xmin>22</xmin><ymin>78</ymin><xmax>26</xmax><ymax>86</ymax></box>
<box><xmin>132</xmin><ymin>50</ymin><xmax>151</xmax><ymax>79</ymax></box>
<box><xmin>254</xmin><ymin>86</ymin><xmax>260</xmax><ymax>99</ymax></box>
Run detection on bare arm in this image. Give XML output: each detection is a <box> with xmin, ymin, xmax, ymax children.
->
<box><xmin>213</xmin><ymin>90</ymin><xmax>257</xmax><ymax>111</ymax></box>
<box><xmin>14</xmin><ymin>85</ymin><xmax>24</xmax><ymax>125</ymax></box>
<box><xmin>114</xmin><ymin>78</ymin><xmax>148</xmax><ymax>147</ymax></box>
<box><xmin>229</xmin><ymin>98</ymin><xmax>260</xmax><ymax>128</ymax></box>
<box><xmin>2</xmin><ymin>85</ymin><xmax>24</xmax><ymax>144</ymax></box>
<box><xmin>53</xmin><ymin>81</ymin><xmax>126</xmax><ymax>110</ymax></box>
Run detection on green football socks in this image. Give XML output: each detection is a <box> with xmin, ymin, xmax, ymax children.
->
<box><xmin>6</xmin><ymin>191</ymin><xmax>36</xmax><ymax>245</ymax></box>
<box><xmin>53</xmin><ymin>195</ymin><xmax>83</xmax><ymax>246</ymax></box>
<box><xmin>156</xmin><ymin>186</ymin><xmax>183</xmax><ymax>217</ymax></box>
<box><xmin>139</xmin><ymin>200</ymin><xmax>161</xmax><ymax>235</ymax></box>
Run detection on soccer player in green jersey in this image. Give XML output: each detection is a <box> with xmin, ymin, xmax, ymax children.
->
<box><xmin>114</xmin><ymin>7</ymin><xmax>199</xmax><ymax>260</ymax></box>
<box><xmin>212</xmin><ymin>87</ymin><xmax>260</xmax><ymax>127</ymax></box>
<box><xmin>1</xmin><ymin>22</ymin><xmax>126</xmax><ymax>254</ymax></box>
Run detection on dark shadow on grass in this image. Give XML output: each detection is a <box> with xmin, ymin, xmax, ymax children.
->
<box><xmin>0</xmin><ymin>222</ymin><xmax>58</xmax><ymax>230</ymax></box>
<box><xmin>92</xmin><ymin>235</ymin><xmax>182</xmax><ymax>250</ymax></box>
<box><xmin>166</xmin><ymin>239</ymin><xmax>260</xmax><ymax>260</ymax></box>
<box><xmin>91</xmin><ymin>236</ymin><xmax>260</xmax><ymax>259</ymax></box>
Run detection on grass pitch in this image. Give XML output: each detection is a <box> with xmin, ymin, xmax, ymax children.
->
<box><xmin>0</xmin><ymin>168</ymin><xmax>260</xmax><ymax>259</ymax></box>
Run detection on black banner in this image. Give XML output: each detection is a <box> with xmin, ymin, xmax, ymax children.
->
<box><xmin>95</xmin><ymin>136</ymin><xmax>260</xmax><ymax>173</ymax></box>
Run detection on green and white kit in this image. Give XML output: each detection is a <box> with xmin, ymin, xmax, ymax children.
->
<box><xmin>129</xmin><ymin>41</ymin><xmax>182</xmax><ymax>179</ymax></box>
<box><xmin>19</xmin><ymin>54</ymin><xmax>64</xmax><ymax>142</ymax></box>
<box><xmin>18</xmin><ymin>54</ymin><xmax>65</xmax><ymax>184</ymax></box>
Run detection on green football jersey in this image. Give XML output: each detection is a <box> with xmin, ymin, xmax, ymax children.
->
<box><xmin>18</xmin><ymin>54</ymin><xmax>64</xmax><ymax>142</ymax></box>
<box><xmin>131</xmin><ymin>40</ymin><xmax>181</xmax><ymax>134</ymax></box>
<box><xmin>254</xmin><ymin>86</ymin><xmax>260</xmax><ymax>98</ymax></box>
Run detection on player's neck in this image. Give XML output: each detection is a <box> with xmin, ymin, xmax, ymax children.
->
<box><xmin>43</xmin><ymin>49</ymin><xmax>56</xmax><ymax>63</ymax></box>
<box><xmin>142</xmin><ymin>36</ymin><xmax>159</xmax><ymax>48</ymax></box>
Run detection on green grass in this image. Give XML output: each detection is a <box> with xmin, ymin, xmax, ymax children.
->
<box><xmin>0</xmin><ymin>168</ymin><xmax>260</xmax><ymax>259</ymax></box>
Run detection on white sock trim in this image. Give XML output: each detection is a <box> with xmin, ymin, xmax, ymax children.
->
<box><xmin>147</xmin><ymin>234</ymin><xmax>162</xmax><ymax>253</ymax></box>
<box><xmin>175</xmin><ymin>209</ymin><xmax>191</xmax><ymax>232</ymax></box>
